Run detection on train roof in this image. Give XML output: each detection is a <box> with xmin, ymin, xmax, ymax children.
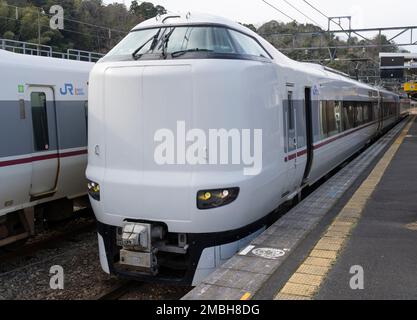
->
<box><xmin>131</xmin><ymin>12</ymin><xmax>396</xmax><ymax>97</ymax></box>
<box><xmin>133</xmin><ymin>12</ymin><xmax>251</xmax><ymax>34</ymax></box>
<box><xmin>0</xmin><ymin>49</ymin><xmax>93</xmax><ymax>73</ymax></box>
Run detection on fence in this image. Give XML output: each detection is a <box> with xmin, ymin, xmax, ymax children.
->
<box><xmin>0</xmin><ymin>38</ymin><xmax>104</xmax><ymax>62</ymax></box>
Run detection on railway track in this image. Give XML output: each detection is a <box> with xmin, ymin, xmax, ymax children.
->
<box><xmin>0</xmin><ymin>210</ymin><xmax>96</xmax><ymax>265</ymax></box>
<box><xmin>95</xmin><ymin>281</ymin><xmax>139</xmax><ymax>300</ymax></box>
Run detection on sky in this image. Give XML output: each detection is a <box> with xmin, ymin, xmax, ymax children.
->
<box><xmin>106</xmin><ymin>0</ymin><xmax>417</xmax><ymax>52</ymax></box>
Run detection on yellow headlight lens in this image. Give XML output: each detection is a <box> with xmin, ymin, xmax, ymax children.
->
<box><xmin>199</xmin><ymin>192</ymin><xmax>212</xmax><ymax>201</ymax></box>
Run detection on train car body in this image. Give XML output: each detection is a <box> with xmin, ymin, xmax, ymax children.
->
<box><xmin>400</xmin><ymin>96</ymin><xmax>412</xmax><ymax>117</ymax></box>
<box><xmin>87</xmin><ymin>13</ymin><xmax>402</xmax><ymax>285</ymax></box>
<box><xmin>0</xmin><ymin>50</ymin><xmax>93</xmax><ymax>247</ymax></box>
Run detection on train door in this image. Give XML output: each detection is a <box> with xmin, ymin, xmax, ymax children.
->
<box><xmin>378</xmin><ymin>96</ymin><xmax>384</xmax><ymax>132</ymax></box>
<box><xmin>28</xmin><ymin>86</ymin><xmax>59</xmax><ymax>198</ymax></box>
<box><xmin>303</xmin><ymin>87</ymin><xmax>313</xmax><ymax>183</ymax></box>
<box><xmin>285</xmin><ymin>88</ymin><xmax>298</xmax><ymax>194</ymax></box>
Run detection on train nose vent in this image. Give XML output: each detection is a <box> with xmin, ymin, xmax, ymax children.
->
<box><xmin>121</xmin><ymin>223</ymin><xmax>150</xmax><ymax>251</ymax></box>
<box><xmin>119</xmin><ymin>222</ymin><xmax>159</xmax><ymax>275</ymax></box>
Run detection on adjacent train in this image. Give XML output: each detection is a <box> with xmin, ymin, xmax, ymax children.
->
<box><xmin>0</xmin><ymin>50</ymin><xmax>93</xmax><ymax>248</ymax></box>
<box><xmin>87</xmin><ymin>13</ymin><xmax>406</xmax><ymax>285</ymax></box>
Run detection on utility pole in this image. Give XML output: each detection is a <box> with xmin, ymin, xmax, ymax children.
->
<box><xmin>327</xmin><ymin>16</ymin><xmax>352</xmax><ymax>32</ymax></box>
<box><xmin>37</xmin><ymin>8</ymin><xmax>41</xmax><ymax>46</ymax></box>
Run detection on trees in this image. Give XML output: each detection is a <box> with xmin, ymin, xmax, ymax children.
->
<box><xmin>256</xmin><ymin>19</ymin><xmax>401</xmax><ymax>79</ymax></box>
<box><xmin>129</xmin><ymin>0</ymin><xmax>166</xmax><ymax>20</ymax></box>
<box><xmin>0</xmin><ymin>0</ymin><xmax>402</xmax><ymax>75</ymax></box>
<box><xmin>0</xmin><ymin>0</ymin><xmax>166</xmax><ymax>53</ymax></box>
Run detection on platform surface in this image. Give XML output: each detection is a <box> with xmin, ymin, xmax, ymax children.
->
<box><xmin>184</xmin><ymin>117</ymin><xmax>412</xmax><ymax>300</ymax></box>
<box><xmin>316</xmin><ymin>116</ymin><xmax>417</xmax><ymax>300</ymax></box>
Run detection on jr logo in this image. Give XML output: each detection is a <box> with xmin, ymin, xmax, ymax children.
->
<box><xmin>60</xmin><ymin>83</ymin><xmax>85</xmax><ymax>96</ymax></box>
<box><xmin>60</xmin><ymin>83</ymin><xmax>74</xmax><ymax>95</ymax></box>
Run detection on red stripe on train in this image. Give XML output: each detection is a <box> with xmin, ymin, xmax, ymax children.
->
<box><xmin>0</xmin><ymin>149</ymin><xmax>87</xmax><ymax>168</ymax></box>
<box><xmin>284</xmin><ymin>119</ymin><xmax>381</xmax><ymax>162</ymax></box>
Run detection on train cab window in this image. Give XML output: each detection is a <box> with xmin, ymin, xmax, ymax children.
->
<box><xmin>228</xmin><ymin>29</ymin><xmax>270</xmax><ymax>58</ymax></box>
<box><xmin>103</xmin><ymin>25</ymin><xmax>271</xmax><ymax>62</ymax></box>
<box><xmin>30</xmin><ymin>92</ymin><xmax>49</xmax><ymax>152</ymax></box>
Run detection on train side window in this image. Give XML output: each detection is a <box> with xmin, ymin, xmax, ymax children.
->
<box><xmin>335</xmin><ymin>101</ymin><xmax>342</xmax><ymax>132</ymax></box>
<box><xmin>84</xmin><ymin>101</ymin><xmax>88</xmax><ymax>131</ymax></box>
<box><xmin>355</xmin><ymin>104</ymin><xmax>364</xmax><ymax>127</ymax></box>
<box><xmin>363</xmin><ymin>103</ymin><xmax>372</xmax><ymax>123</ymax></box>
<box><xmin>384</xmin><ymin>102</ymin><xmax>389</xmax><ymax>117</ymax></box>
<box><xmin>31</xmin><ymin>92</ymin><xmax>50</xmax><ymax>151</ymax></box>
<box><xmin>319</xmin><ymin>101</ymin><xmax>340</xmax><ymax>139</ymax></box>
<box><xmin>342</xmin><ymin>102</ymin><xmax>355</xmax><ymax>131</ymax></box>
<box><xmin>318</xmin><ymin>101</ymin><xmax>327</xmax><ymax>139</ymax></box>
<box><xmin>288</xmin><ymin>92</ymin><xmax>294</xmax><ymax>131</ymax></box>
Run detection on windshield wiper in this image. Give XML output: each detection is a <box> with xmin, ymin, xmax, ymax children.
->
<box><xmin>171</xmin><ymin>48</ymin><xmax>214</xmax><ymax>58</ymax></box>
<box><xmin>132</xmin><ymin>28</ymin><xmax>161</xmax><ymax>60</ymax></box>
<box><xmin>159</xmin><ymin>27</ymin><xmax>176</xmax><ymax>59</ymax></box>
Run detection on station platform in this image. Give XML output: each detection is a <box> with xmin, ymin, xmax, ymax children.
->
<box><xmin>316</xmin><ymin>115</ymin><xmax>417</xmax><ymax>300</ymax></box>
<box><xmin>183</xmin><ymin>116</ymin><xmax>417</xmax><ymax>300</ymax></box>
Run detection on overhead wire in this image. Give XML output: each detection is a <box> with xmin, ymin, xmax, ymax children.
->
<box><xmin>279</xmin><ymin>0</ymin><xmax>322</xmax><ymax>27</ymax></box>
<box><xmin>261</xmin><ymin>0</ymin><xmax>296</xmax><ymax>22</ymax></box>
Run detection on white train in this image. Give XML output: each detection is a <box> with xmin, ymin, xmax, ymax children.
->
<box><xmin>0</xmin><ymin>50</ymin><xmax>93</xmax><ymax>248</ymax></box>
<box><xmin>400</xmin><ymin>96</ymin><xmax>414</xmax><ymax>116</ymax></box>
<box><xmin>87</xmin><ymin>13</ymin><xmax>403</xmax><ymax>285</ymax></box>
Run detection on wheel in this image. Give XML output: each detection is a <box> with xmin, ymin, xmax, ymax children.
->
<box><xmin>2</xmin><ymin>238</ymin><xmax>28</xmax><ymax>252</ymax></box>
<box><xmin>0</xmin><ymin>211</ymin><xmax>29</xmax><ymax>251</ymax></box>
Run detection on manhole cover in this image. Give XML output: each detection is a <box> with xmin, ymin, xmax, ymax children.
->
<box><xmin>405</xmin><ymin>222</ymin><xmax>417</xmax><ymax>231</ymax></box>
<box><xmin>251</xmin><ymin>248</ymin><xmax>287</xmax><ymax>260</ymax></box>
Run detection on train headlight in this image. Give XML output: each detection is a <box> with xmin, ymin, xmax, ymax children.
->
<box><xmin>197</xmin><ymin>188</ymin><xmax>239</xmax><ymax>210</ymax></box>
<box><xmin>87</xmin><ymin>180</ymin><xmax>100</xmax><ymax>201</ymax></box>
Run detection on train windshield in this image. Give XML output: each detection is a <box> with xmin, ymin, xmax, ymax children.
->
<box><xmin>102</xmin><ymin>25</ymin><xmax>271</xmax><ymax>62</ymax></box>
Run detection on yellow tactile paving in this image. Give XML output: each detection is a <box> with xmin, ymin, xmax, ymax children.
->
<box><xmin>314</xmin><ymin>241</ymin><xmax>343</xmax><ymax>252</ymax></box>
<box><xmin>304</xmin><ymin>257</ymin><xmax>333</xmax><ymax>268</ymax></box>
<box><xmin>275</xmin><ymin>293</ymin><xmax>312</xmax><ymax>300</ymax></box>
<box><xmin>288</xmin><ymin>273</ymin><xmax>323</xmax><ymax>286</ymax></box>
<box><xmin>310</xmin><ymin>249</ymin><xmax>338</xmax><ymax>260</ymax></box>
<box><xmin>323</xmin><ymin>231</ymin><xmax>348</xmax><ymax>239</ymax></box>
<box><xmin>326</xmin><ymin>224</ymin><xmax>353</xmax><ymax>234</ymax></box>
<box><xmin>280</xmin><ymin>282</ymin><xmax>317</xmax><ymax>297</ymax></box>
<box><xmin>317</xmin><ymin>237</ymin><xmax>345</xmax><ymax>246</ymax></box>
<box><xmin>334</xmin><ymin>217</ymin><xmax>358</xmax><ymax>224</ymax></box>
<box><xmin>332</xmin><ymin>221</ymin><xmax>355</xmax><ymax>228</ymax></box>
<box><xmin>273</xmin><ymin>116</ymin><xmax>416</xmax><ymax>300</ymax></box>
<box><xmin>296</xmin><ymin>264</ymin><xmax>329</xmax><ymax>276</ymax></box>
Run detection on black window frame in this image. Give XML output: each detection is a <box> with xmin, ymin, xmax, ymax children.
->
<box><xmin>30</xmin><ymin>91</ymin><xmax>50</xmax><ymax>152</ymax></box>
<box><xmin>101</xmin><ymin>23</ymin><xmax>273</xmax><ymax>63</ymax></box>
<box><xmin>288</xmin><ymin>91</ymin><xmax>295</xmax><ymax>131</ymax></box>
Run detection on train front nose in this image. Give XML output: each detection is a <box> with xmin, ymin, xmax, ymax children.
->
<box><xmin>87</xmin><ymin>54</ymin><xmax>280</xmax><ymax>283</ymax></box>
<box><xmin>88</xmin><ymin>58</ymin><xmax>278</xmax><ymax>233</ymax></box>
<box><xmin>100</xmin><ymin>63</ymin><xmax>195</xmax><ymax>225</ymax></box>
